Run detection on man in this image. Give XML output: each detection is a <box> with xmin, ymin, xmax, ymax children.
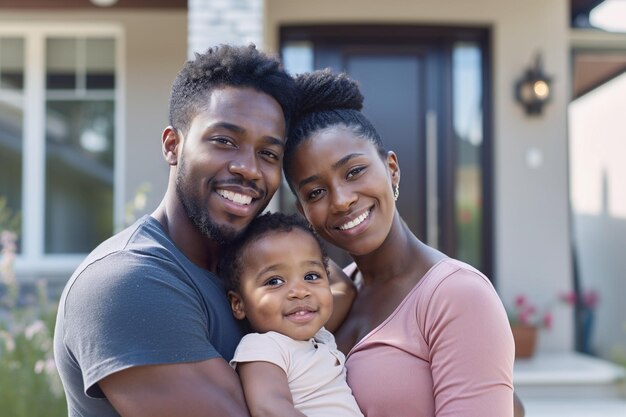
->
<box><xmin>54</xmin><ymin>44</ymin><xmax>297</xmax><ymax>417</ymax></box>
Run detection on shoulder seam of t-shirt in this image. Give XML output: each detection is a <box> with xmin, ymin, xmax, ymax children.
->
<box><xmin>232</xmin><ymin>332</ymin><xmax>289</xmax><ymax>371</ymax></box>
<box><xmin>419</xmin><ymin>259</ymin><xmax>494</xmax><ymax>341</ymax></box>
<box><xmin>61</xmin><ymin>217</ymin><xmax>160</xmax><ymax>329</ymax></box>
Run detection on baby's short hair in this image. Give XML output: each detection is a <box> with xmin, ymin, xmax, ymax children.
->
<box><xmin>219</xmin><ymin>212</ymin><xmax>328</xmax><ymax>293</ymax></box>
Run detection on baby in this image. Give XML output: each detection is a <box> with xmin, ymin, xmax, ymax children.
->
<box><xmin>220</xmin><ymin>212</ymin><xmax>363</xmax><ymax>417</ymax></box>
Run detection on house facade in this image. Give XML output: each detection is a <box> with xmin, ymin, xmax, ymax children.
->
<box><xmin>1</xmin><ymin>0</ymin><xmax>624</xmax><ymax>358</ymax></box>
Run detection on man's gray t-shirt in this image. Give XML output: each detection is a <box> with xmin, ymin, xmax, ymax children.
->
<box><xmin>53</xmin><ymin>215</ymin><xmax>246</xmax><ymax>416</ymax></box>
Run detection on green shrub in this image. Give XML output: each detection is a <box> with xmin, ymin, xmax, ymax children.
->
<box><xmin>1</xmin><ymin>223</ymin><xmax>67</xmax><ymax>416</ymax></box>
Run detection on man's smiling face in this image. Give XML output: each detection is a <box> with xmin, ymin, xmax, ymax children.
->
<box><xmin>175</xmin><ymin>87</ymin><xmax>286</xmax><ymax>243</ymax></box>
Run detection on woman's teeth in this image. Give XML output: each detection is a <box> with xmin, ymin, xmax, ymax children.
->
<box><xmin>339</xmin><ymin>210</ymin><xmax>370</xmax><ymax>230</ymax></box>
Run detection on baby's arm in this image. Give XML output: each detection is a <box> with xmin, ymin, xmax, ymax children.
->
<box><xmin>238</xmin><ymin>361</ymin><xmax>306</xmax><ymax>417</ymax></box>
<box><xmin>325</xmin><ymin>259</ymin><xmax>357</xmax><ymax>332</ymax></box>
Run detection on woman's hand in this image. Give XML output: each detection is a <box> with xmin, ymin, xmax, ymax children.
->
<box><xmin>325</xmin><ymin>260</ymin><xmax>357</xmax><ymax>332</ymax></box>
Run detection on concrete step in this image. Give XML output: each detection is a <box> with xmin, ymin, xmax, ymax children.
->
<box><xmin>523</xmin><ymin>398</ymin><xmax>626</xmax><ymax>417</ymax></box>
<box><xmin>514</xmin><ymin>351</ymin><xmax>626</xmax><ymax>400</ymax></box>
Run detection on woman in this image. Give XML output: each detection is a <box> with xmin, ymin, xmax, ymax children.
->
<box><xmin>282</xmin><ymin>70</ymin><xmax>517</xmax><ymax>417</ymax></box>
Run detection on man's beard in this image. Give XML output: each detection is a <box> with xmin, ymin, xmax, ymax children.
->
<box><xmin>175</xmin><ymin>156</ymin><xmax>239</xmax><ymax>245</ymax></box>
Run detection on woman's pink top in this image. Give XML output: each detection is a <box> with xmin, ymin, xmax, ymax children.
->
<box><xmin>345</xmin><ymin>259</ymin><xmax>514</xmax><ymax>417</ymax></box>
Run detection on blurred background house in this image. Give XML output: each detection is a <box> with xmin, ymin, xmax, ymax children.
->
<box><xmin>0</xmin><ymin>0</ymin><xmax>625</xmax><ymax>389</ymax></box>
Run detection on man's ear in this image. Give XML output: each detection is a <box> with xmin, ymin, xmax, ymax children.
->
<box><xmin>162</xmin><ymin>126</ymin><xmax>180</xmax><ymax>166</ymax></box>
<box><xmin>228</xmin><ymin>291</ymin><xmax>246</xmax><ymax>320</ymax></box>
<box><xmin>386</xmin><ymin>150</ymin><xmax>400</xmax><ymax>187</ymax></box>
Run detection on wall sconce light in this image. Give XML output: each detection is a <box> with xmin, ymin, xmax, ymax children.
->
<box><xmin>90</xmin><ymin>0</ymin><xmax>119</xmax><ymax>7</ymax></box>
<box><xmin>515</xmin><ymin>54</ymin><xmax>552</xmax><ymax>116</ymax></box>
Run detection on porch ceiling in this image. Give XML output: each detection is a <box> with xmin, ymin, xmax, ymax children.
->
<box><xmin>0</xmin><ymin>1</ymin><xmax>606</xmax><ymax>18</ymax></box>
<box><xmin>0</xmin><ymin>0</ymin><xmax>186</xmax><ymax>9</ymax></box>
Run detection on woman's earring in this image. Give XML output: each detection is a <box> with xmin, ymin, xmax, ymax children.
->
<box><xmin>393</xmin><ymin>185</ymin><xmax>399</xmax><ymax>201</ymax></box>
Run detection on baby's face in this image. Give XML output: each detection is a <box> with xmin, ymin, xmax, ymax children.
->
<box><xmin>231</xmin><ymin>229</ymin><xmax>333</xmax><ymax>341</ymax></box>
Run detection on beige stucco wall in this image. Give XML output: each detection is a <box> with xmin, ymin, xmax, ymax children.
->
<box><xmin>265</xmin><ymin>0</ymin><xmax>573</xmax><ymax>351</ymax></box>
<box><xmin>0</xmin><ymin>9</ymin><xmax>186</xmax><ymax>231</ymax></box>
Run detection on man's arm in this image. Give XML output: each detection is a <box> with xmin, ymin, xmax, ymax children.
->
<box><xmin>99</xmin><ymin>358</ymin><xmax>250</xmax><ymax>417</ymax></box>
<box><xmin>236</xmin><ymin>361</ymin><xmax>306</xmax><ymax>417</ymax></box>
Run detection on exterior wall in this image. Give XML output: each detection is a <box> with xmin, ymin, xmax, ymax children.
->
<box><xmin>569</xmin><ymin>30</ymin><xmax>626</xmax><ymax>361</ymax></box>
<box><xmin>1</xmin><ymin>10</ymin><xmax>187</xmax><ymax>279</ymax></box>
<box><xmin>265</xmin><ymin>0</ymin><xmax>574</xmax><ymax>351</ymax></box>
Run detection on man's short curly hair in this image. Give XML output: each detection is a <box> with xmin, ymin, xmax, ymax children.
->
<box><xmin>169</xmin><ymin>44</ymin><xmax>297</xmax><ymax>135</ymax></box>
<box><xmin>219</xmin><ymin>212</ymin><xmax>329</xmax><ymax>294</ymax></box>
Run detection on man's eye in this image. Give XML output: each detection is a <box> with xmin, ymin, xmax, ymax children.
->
<box><xmin>211</xmin><ymin>137</ymin><xmax>235</xmax><ymax>146</ymax></box>
<box><xmin>259</xmin><ymin>149</ymin><xmax>280</xmax><ymax>160</ymax></box>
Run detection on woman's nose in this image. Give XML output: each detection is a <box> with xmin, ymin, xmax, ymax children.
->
<box><xmin>330</xmin><ymin>185</ymin><xmax>357</xmax><ymax>213</ymax></box>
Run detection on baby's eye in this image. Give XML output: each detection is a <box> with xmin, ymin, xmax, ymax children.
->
<box><xmin>304</xmin><ymin>273</ymin><xmax>321</xmax><ymax>281</ymax></box>
<box><xmin>265</xmin><ymin>277</ymin><xmax>285</xmax><ymax>286</ymax></box>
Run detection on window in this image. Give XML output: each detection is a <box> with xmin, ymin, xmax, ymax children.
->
<box><xmin>45</xmin><ymin>38</ymin><xmax>116</xmax><ymax>253</ymax></box>
<box><xmin>0</xmin><ymin>37</ymin><xmax>24</xmax><ymax>245</ymax></box>
<box><xmin>0</xmin><ymin>25</ymin><xmax>122</xmax><ymax>274</ymax></box>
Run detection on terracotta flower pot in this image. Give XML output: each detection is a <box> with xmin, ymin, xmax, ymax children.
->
<box><xmin>511</xmin><ymin>324</ymin><xmax>537</xmax><ymax>358</ymax></box>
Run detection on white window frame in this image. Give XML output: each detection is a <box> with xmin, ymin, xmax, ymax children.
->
<box><xmin>0</xmin><ymin>23</ymin><xmax>125</xmax><ymax>279</ymax></box>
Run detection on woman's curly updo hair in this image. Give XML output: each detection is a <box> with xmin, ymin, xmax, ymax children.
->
<box><xmin>219</xmin><ymin>212</ymin><xmax>329</xmax><ymax>293</ymax></box>
<box><xmin>169</xmin><ymin>44</ymin><xmax>297</xmax><ymax>136</ymax></box>
<box><xmin>283</xmin><ymin>69</ymin><xmax>387</xmax><ymax>191</ymax></box>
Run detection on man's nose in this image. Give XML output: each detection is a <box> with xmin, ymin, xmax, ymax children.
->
<box><xmin>228</xmin><ymin>149</ymin><xmax>261</xmax><ymax>180</ymax></box>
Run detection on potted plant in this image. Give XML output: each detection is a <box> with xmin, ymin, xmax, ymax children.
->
<box><xmin>507</xmin><ymin>295</ymin><xmax>552</xmax><ymax>358</ymax></box>
<box><xmin>559</xmin><ymin>290</ymin><xmax>600</xmax><ymax>355</ymax></box>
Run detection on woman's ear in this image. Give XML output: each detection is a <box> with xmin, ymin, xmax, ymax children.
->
<box><xmin>295</xmin><ymin>199</ymin><xmax>305</xmax><ymax>217</ymax></box>
<box><xmin>162</xmin><ymin>126</ymin><xmax>180</xmax><ymax>166</ymax></box>
<box><xmin>228</xmin><ymin>291</ymin><xmax>246</xmax><ymax>320</ymax></box>
<box><xmin>387</xmin><ymin>151</ymin><xmax>401</xmax><ymax>187</ymax></box>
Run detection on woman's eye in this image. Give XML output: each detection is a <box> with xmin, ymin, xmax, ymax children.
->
<box><xmin>265</xmin><ymin>277</ymin><xmax>284</xmax><ymax>286</ymax></box>
<box><xmin>307</xmin><ymin>189</ymin><xmax>324</xmax><ymax>201</ymax></box>
<box><xmin>304</xmin><ymin>273</ymin><xmax>321</xmax><ymax>281</ymax></box>
<box><xmin>347</xmin><ymin>166</ymin><xmax>365</xmax><ymax>179</ymax></box>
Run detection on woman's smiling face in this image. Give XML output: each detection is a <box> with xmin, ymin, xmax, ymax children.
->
<box><xmin>289</xmin><ymin>125</ymin><xmax>399</xmax><ymax>256</ymax></box>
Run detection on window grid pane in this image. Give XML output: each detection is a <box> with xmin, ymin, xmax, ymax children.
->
<box><xmin>452</xmin><ymin>42</ymin><xmax>483</xmax><ymax>268</ymax></box>
<box><xmin>0</xmin><ymin>37</ymin><xmax>25</xmax><ymax>90</ymax></box>
<box><xmin>44</xmin><ymin>36</ymin><xmax>116</xmax><ymax>254</ymax></box>
<box><xmin>0</xmin><ymin>36</ymin><xmax>24</xmax><ymax>252</ymax></box>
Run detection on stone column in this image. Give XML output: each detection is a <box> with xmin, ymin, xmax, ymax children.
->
<box><xmin>188</xmin><ymin>0</ymin><xmax>264</xmax><ymax>59</ymax></box>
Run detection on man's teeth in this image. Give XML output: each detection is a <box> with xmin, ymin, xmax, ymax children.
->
<box><xmin>217</xmin><ymin>190</ymin><xmax>252</xmax><ymax>205</ymax></box>
<box><xmin>339</xmin><ymin>210</ymin><xmax>370</xmax><ymax>230</ymax></box>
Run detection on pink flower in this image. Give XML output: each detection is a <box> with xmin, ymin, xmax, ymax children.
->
<box><xmin>543</xmin><ymin>312</ymin><xmax>553</xmax><ymax>330</ymax></box>
<box><xmin>559</xmin><ymin>291</ymin><xmax>577</xmax><ymax>305</ymax></box>
<box><xmin>508</xmin><ymin>294</ymin><xmax>552</xmax><ymax>329</ymax></box>
<box><xmin>583</xmin><ymin>290</ymin><xmax>600</xmax><ymax>308</ymax></box>
<box><xmin>558</xmin><ymin>289</ymin><xmax>600</xmax><ymax>309</ymax></box>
